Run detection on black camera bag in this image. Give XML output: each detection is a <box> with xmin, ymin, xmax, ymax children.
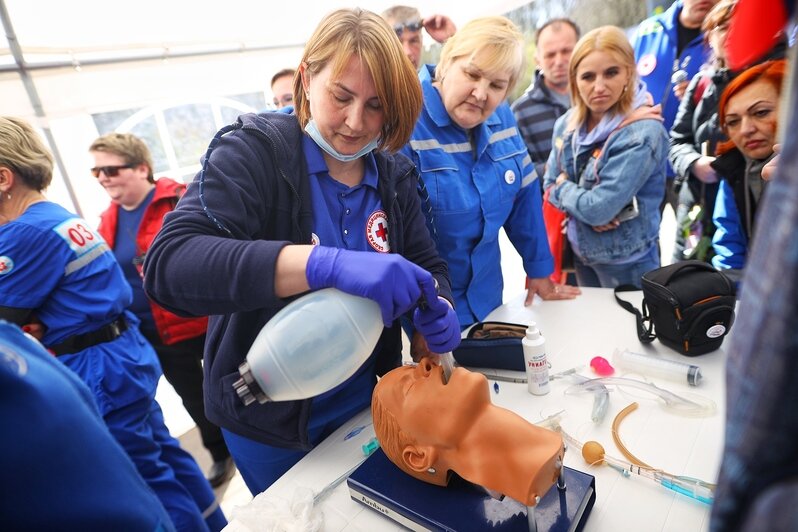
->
<box><xmin>614</xmin><ymin>261</ymin><xmax>736</xmax><ymax>356</ymax></box>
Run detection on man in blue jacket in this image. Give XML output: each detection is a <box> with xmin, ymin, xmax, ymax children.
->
<box><xmin>633</xmin><ymin>0</ymin><xmax>716</xmax><ymax>213</ymax></box>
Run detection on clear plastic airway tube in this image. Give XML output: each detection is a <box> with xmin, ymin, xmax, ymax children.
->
<box><xmin>612</xmin><ymin>349</ymin><xmax>702</xmax><ymax>386</ymax></box>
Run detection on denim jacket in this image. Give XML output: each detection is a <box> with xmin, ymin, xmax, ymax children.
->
<box><xmin>544</xmin><ymin>110</ymin><xmax>668</xmax><ymax>263</ymax></box>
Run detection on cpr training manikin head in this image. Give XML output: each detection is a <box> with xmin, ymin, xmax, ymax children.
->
<box><xmin>372</xmin><ymin>357</ymin><xmax>565</xmax><ymax>506</ymax></box>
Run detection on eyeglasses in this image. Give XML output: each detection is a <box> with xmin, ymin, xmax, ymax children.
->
<box><xmin>393</xmin><ymin>21</ymin><xmax>422</xmax><ymax>37</ymax></box>
<box><xmin>91</xmin><ymin>164</ymin><xmax>134</xmax><ymax>178</ymax></box>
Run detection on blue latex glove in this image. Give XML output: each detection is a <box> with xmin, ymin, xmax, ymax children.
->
<box><xmin>413</xmin><ymin>277</ymin><xmax>461</xmax><ymax>353</ymax></box>
<box><xmin>306</xmin><ymin>246</ymin><xmax>430</xmax><ymax>327</ymax></box>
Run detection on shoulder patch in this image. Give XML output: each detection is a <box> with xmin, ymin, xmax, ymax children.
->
<box><xmin>52</xmin><ymin>218</ymin><xmax>106</xmax><ymax>258</ymax></box>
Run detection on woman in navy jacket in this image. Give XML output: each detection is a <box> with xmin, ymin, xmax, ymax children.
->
<box><xmin>144</xmin><ymin>8</ymin><xmax>459</xmax><ymax>495</ymax></box>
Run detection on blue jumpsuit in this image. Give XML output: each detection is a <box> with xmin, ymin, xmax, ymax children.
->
<box><xmin>402</xmin><ymin>65</ymin><xmax>553</xmax><ymax>327</ymax></box>
<box><xmin>0</xmin><ymin>320</ymin><xmax>174</xmax><ymax>531</ymax></box>
<box><xmin>0</xmin><ymin>202</ymin><xmax>225</xmax><ymax>531</ymax></box>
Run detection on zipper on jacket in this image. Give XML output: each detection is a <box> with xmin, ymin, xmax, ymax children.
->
<box><xmin>240</xmin><ymin>123</ymin><xmax>305</xmax><ymax>241</ymax></box>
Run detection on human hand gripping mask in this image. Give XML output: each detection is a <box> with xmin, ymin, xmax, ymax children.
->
<box><xmin>372</xmin><ymin>358</ymin><xmax>565</xmax><ymax>506</ymax></box>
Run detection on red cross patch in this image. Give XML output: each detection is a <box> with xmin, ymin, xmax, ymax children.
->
<box><xmin>0</xmin><ymin>256</ymin><xmax>13</xmax><ymax>275</ymax></box>
<box><xmin>366</xmin><ymin>210</ymin><xmax>390</xmax><ymax>253</ymax></box>
<box><xmin>637</xmin><ymin>54</ymin><xmax>657</xmax><ymax>77</ymax></box>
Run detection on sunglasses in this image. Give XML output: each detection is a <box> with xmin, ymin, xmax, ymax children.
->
<box><xmin>393</xmin><ymin>21</ymin><xmax>422</xmax><ymax>37</ymax></box>
<box><xmin>91</xmin><ymin>164</ymin><xmax>134</xmax><ymax>178</ymax></box>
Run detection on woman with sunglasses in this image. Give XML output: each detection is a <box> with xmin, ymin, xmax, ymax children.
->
<box><xmin>0</xmin><ymin>117</ymin><xmax>227</xmax><ymax>531</ymax></box>
<box><xmin>143</xmin><ymin>8</ymin><xmax>458</xmax><ymax>495</ymax></box>
<box><xmin>90</xmin><ymin>132</ymin><xmax>234</xmax><ymax>488</ymax></box>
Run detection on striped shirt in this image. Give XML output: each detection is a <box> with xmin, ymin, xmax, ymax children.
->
<box><xmin>511</xmin><ymin>70</ymin><xmax>570</xmax><ymax>185</ymax></box>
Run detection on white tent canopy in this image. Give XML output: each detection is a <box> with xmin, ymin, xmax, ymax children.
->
<box><xmin>1</xmin><ymin>0</ymin><xmax>530</xmax><ymax>222</ymax></box>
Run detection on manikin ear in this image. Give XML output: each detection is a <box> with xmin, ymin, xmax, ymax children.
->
<box><xmin>401</xmin><ymin>444</ymin><xmax>437</xmax><ymax>474</ymax></box>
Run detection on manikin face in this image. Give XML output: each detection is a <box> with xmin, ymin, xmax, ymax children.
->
<box><xmin>575</xmin><ymin>50</ymin><xmax>631</xmax><ymax>125</ymax></box>
<box><xmin>91</xmin><ymin>151</ymin><xmax>151</xmax><ymax>209</ymax></box>
<box><xmin>535</xmin><ymin>23</ymin><xmax>578</xmax><ymax>92</ymax></box>
<box><xmin>300</xmin><ymin>55</ymin><xmax>384</xmax><ymax>157</ymax></box>
<box><xmin>681</xmin><ymin>0</ymin><xmax>720</xmax><ymax>28</ymax></box>
<box><xmin>724</xmin><ymin>79</ymin><xmax>780</xmax><ymax>161</ymax></box>
<box><xmin>271</xmin><ymin>74</ymin><xmax>294</xmax><ymax>108</ymax></box>
<box><xmin>435</xmin><ymin>56</ymin><xmax>512</xmax><ymax>130</ymax></box>
<box><xmin>375</xmin><ymin>358</ymin><xmax>490</xmax><ymax>446</ymax></box>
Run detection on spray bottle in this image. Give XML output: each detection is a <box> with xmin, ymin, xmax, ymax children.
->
<box><xmin>522</xmin><ymin>322</ymin><xmax>550</xmax><ymax>395</ymax></box>
<box><xmin>233</xmin><ymin>288</ymin><xmax>383</xmax><ymax>405</ymax></box>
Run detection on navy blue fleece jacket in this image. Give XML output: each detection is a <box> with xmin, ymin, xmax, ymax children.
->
<box><xmin>144</xmin><ymin>112</ymin><xmax>451</xmax><ymax>449</ymax></box>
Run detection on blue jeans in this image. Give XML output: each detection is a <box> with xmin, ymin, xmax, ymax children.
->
<box><xmin>573</xmin><ymin>248</ymin><xmax>660</xmax><ymax>288</ymax></box>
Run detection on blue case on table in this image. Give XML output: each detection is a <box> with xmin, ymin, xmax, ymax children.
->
<box><xmin>453</xmin><ymin>321</ymin><xmax>526</xmax><ymax>371</ymax></box>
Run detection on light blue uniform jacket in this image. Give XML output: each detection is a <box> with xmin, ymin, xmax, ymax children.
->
<box><xmin>402</xmin><ymin>65</ymin><xmax>553</xmax><ymax>327</ymax></box>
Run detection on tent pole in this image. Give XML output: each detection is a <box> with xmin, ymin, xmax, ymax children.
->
<box><xmin>0</xmin><ymin>0</ymin><xmax>83</xmax><ymax>217</ymax></box>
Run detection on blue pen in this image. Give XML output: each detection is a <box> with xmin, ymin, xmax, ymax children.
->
<box><xmin>493</xmin><ymin>381</ymin><xmax>500</xmax><ymax>394</ymax></box>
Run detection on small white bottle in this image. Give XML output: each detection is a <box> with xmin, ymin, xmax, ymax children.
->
<box><xmin>522</xmin><ymin>322</ymin><xmax>550</xmax><ymax>395</ymax></box>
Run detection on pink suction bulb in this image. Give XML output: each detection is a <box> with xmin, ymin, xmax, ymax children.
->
<box><xmin>590</xmin><ymin>356</ymin><xmax>614</xmax><ymax>376</ymax></box>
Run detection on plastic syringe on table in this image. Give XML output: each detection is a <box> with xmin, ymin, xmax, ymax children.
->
<box><xmin>613</xmin><ymin>348</ymin><xmax>702</xmax><ymax>386</ymax></box>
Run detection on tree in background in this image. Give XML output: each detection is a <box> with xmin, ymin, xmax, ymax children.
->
<box><xmin>506</xmin><ymin>0</ymin><xmax>654</xmax><ymax>101</ymax></box>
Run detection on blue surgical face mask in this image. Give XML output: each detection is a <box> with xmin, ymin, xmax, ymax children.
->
<box><xmin>304</xmin><ymin>119</ymin><xmax>380</xmax><ymax>162</ymax></box>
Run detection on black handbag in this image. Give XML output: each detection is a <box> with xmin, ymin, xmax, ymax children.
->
<box><xmin>614</xmin><ymin>261</ymin><xmax>736</xmax><ymax>356</ymax></box>
<box><xmin>452</xmin><ymin>321</ymin><xmax>527</xmax><ymax>371</ymax></box>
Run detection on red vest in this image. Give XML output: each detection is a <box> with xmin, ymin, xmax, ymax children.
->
<box><xmin>98</xmin><ymin>177</ymin><xmax>208</xmax><ymax>345</ymax></box>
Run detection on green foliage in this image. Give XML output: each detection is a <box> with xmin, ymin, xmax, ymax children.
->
<box><xmin>509</xmin><ymin>38</ymin><xmax>538</xmax><ymax>104</ymax></box>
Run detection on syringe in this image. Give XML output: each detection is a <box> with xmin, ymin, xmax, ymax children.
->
<box><xmin>564</xmin><ymin>430</ymin><xmax>715</xmax><ymax>505</ymax></box>
<box><xmin>613</xmin><ymin>348</ymin><xmax>702</xmax><ymax>386</ymax></box>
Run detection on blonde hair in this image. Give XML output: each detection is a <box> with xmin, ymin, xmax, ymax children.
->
<box><xmin>435</xmin><ymin>16</ymin><xmax>525</xmax><ymax>95</ymax></box>
<box><xmin>568</xmin><ymin>26</ymin><xmax>638</xmax><ymax>131</ymax></box>
<box><xmin>89</xmin><ymin>133</ymin><xmax>155</xmax><ymax>183</ymax></box>
<box><xmin>0</xmin><ymin>116</ymin><xmax>53</xmax><ymax>191</ymax></box>
<box><xmin>293</xmin><ymin>8</ymin><xmax>422</xmax><ymax>153</ymax></box>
